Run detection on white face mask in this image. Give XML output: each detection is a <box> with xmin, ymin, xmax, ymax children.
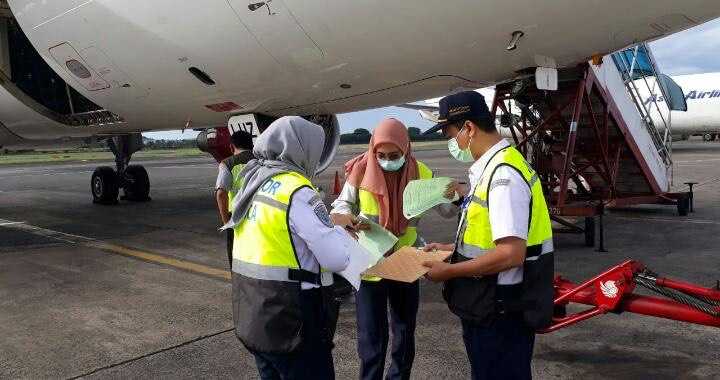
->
<box><xmin>378</xmin><ymin>155</ymin><xmax>406</xmax><ymax>172</ymax></box>
<box><xmin>448</xmin><ymin>128</ymin><xmax>474</xmax><ymax>162</ymax></box>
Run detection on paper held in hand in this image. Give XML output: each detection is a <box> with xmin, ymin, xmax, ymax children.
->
<box><xmin>363</xmin><ymin>247</ymin><xmax>452</xmax><ymax>283</ymax></box>
<box><xmin>356</xmin><ymin>215</ymin><xmax>398</xmax><ymax>266</ymax></box>
<box><xmin>403</xmin><ymin>177</ymin><xmax>458</xmax><ymax>219</ymax></box>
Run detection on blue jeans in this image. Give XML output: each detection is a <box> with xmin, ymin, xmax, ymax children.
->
<box><xmin>461</xmin><ymin>314</ymin><xmax>535</xmax><ymax>380</ymax></box>
<box><xmin>251</xmin><ymin>288</ymin><xmax>335</xmax><ymax>380</ymax></box>
<box><xmin>356</xmin><ymin>279</ymin><xmax>419</xmax><ymax>380</ymax></box>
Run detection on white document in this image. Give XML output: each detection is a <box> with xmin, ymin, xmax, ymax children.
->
<box><xmin>357</xmin><ymin>215</ymin><xmax>398</xmax><ymax>266</ymax></box>
<box><xmin>403</xmin><ymin>177</ymin><xmax>459</xmax><ymax>219</ymax></box>
<box><xmin>338</xmin><ymin>238</ymin><xmax>372</xmax><ymax>290</ymax></box>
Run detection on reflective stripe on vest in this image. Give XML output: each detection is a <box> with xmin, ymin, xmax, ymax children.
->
<box><xmin>358</xmin><ymin>160</ymin><xmax>433</xmax><ymax>281</ymax></box>
<box><xmin>456</xmin><ymin>147</ymin><xmax>553</xmax><ymax>262</ymax></box>
<box><xmin>232</xmin><ymin>260</ymin><xmax>334</xmax><ymax>286</ymax></box>
<box><xmin>232</xmin><ymin>171</ymin><xmax>321</xmax><ymax>277</ymax></box>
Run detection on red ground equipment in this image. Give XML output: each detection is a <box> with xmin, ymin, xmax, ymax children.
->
<box><xmin>541</xmin><ymin>261</ymin><xmax>720</xmax><ymax>333</ymax></box>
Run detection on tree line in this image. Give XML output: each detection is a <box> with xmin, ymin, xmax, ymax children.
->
<box><xmin>339</xmin><ymin>127</ymin><xmax>443</xmax><ymax>145</ymax></box>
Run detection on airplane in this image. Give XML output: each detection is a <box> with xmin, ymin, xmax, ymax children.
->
<box><xmin>0</xmin><ymin>0</ymin><xmax>719</xmax><ymax>206</ymax></box>
<box><xmin>406</xmin><ymin>72</ymin><xmax>720</xmax><ymax>143</ymax></box>
<box><xmin>644</xmin><ymin>72</ymin><xmax>720</xmax><ymax>141</ymax></box>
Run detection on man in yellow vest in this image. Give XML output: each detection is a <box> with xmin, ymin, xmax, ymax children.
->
<box><xmin>421</xmin><ymin>91</ymin><xmax>555</xmax><ymax>380</ymax></box>
<box><xmin>215</xmin><ymin>130</ymin><xmax>254</xmax><ymax>266</ymax></box>
<box><xmin>223</xmin><ymin>116</ymin><xmax>357</xmax><ymax>380</ymax></box>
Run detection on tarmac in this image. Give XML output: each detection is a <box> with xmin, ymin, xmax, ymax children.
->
<box><xmin>1</xmin><ymin>140</ymin><xmax>719</xmax><ymax>379</ymax></box>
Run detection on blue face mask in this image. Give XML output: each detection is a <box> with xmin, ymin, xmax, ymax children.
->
<box><xmin>378</xmin><ymin>155</ymin><xmax>406</xmax><ymax>172</ymax></box>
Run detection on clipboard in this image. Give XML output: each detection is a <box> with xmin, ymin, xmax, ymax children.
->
<box><xmin>362</xmin><ymin>247</ymin><xmax>452</xmax><ymax>283</ymax></box>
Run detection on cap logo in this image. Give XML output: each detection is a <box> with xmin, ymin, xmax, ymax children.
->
<box><xmin>448</xmin><ymin>105</ymin><xmax>471</xmax><ymax>117</ymax></box>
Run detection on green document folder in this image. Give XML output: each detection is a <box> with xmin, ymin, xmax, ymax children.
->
<box><xmin>403</xmin><ymin>177</ymin><xmax>457</xmax><ymax>219</ymax></box>
<box><xmin>357</xmin><ymin>216</ymin><xmax>398</xmax><ymax>266</ymax></box>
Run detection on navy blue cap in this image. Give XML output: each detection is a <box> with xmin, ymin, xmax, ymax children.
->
<box><xmin>424</xmin><ymin>91</ymin><xmax>492</xmax><ymax>135</ymax></box>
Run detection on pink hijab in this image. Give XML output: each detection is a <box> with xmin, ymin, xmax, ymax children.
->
<box><xmin>344</xmin><ymin>118</ymin><xmax>418</xmax><ymax>236</ymax></box>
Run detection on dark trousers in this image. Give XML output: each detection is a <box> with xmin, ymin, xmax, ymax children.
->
<box><xmin>225</xmin><ymin>229</ymin><xmax>233</xmax><ymax>268</ymax></box>
<box><xmin>251</xmin><ymin>288</ymin><xmax>336</xmax><ymax>380</ymax></box>
<box><xmin>461</xmin><ymin>314</ymin><xmax>535</xmax><ymax>380</ymax></box>
<box><xmin>356</xmin><ymin>279</ymin><xmax>419</xmax><ymax>380</ymax></box>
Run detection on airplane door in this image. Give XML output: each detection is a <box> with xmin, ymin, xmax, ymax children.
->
<box><xmin>227</xmin><ymin>0</ymin><xmax>324</xmax><ymax>72</ymax></box>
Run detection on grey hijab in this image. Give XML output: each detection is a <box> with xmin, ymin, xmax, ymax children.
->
<box><xmin>222</xmin><ymin>116</ymin><xmax>326</xmax><ymax>230</ymax></box>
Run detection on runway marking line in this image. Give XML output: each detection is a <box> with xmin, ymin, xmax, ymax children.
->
<box><xmin>0</xmin><ymin>218</ymin><xmax>231</xmax><ymax>281</ymax></box>
<box><xmin>87</xmin><ymin>241</ymin><xmax>231</xmax><ymax>280</ymax></box>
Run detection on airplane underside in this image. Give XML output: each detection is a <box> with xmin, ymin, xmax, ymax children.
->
<box><xmin>0</xmin><ymin>0</ymin><xmax>718</xmax><ymax>205</ymax></box>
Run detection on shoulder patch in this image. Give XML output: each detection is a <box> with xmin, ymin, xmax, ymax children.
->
<box><xmin>313</xmin><ymin>201</ymin><xmax>334</xmax><ymax>228</ymax></box>
<box><xmin>307</xmin><ymin>194</ymin><xmax>323</xmax><ymax>207</ymax></box>
<box><xmin>489</xmin><ymin>178</ymin><xmax>510</xmax><ymax>191</ymax></box>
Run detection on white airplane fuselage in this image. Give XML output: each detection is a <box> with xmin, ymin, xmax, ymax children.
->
<box><xmin>647</xmin><ymin>73</ymin><xmax>720</xmax><ymax>138</ymax></box>
<box><xmin>0</xmin><ymin>1</ymin><xmax>719</xmax><ymax>148</ymax></box>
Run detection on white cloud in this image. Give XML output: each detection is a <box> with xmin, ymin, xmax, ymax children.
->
<box><xmin>650</xmin><ymin>17</ymin><xmax>720</xmax><ymax>75</ymax></box>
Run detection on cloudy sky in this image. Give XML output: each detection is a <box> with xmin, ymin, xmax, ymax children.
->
<box><xmin>145</xmin><ymin>17</ymin><xmax>720</xmax><ymax>140</ymax></box>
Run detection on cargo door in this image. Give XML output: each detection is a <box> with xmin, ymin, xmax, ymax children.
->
<box><xmin>227</xmin><ymin>0</ymin><xmax>323</xmax><ymax>72</ymax></box>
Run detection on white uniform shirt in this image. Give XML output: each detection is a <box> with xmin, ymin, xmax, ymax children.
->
<box><xmin>460</xmin><ymin>139</ymin><xmax>531</xmax><ymax>285</ymax></box>
<box><xmin>215</xmin><ymin>163</ymin><xmax>232</xmax><ymax>191</ymax></box>
<box><xmin>289</xmin><ymin>187</ymin><xmax>353</xmax><ymax>289</ymax></box>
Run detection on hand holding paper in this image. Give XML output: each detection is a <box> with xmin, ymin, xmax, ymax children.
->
<box><xmin>363</xmin><ymin>247</ymin><xmax>452</xmax><ymax>283</ymax></box>
<box><xmin>356</xmin><ymin>215</ymin><xmax>398</xmax><ymax>266</ymax></box>
<box><xmin>403</xmin><ymin>177</ymin><xmax>460</xmax><ymax>219</ymax></box>
<box><xmin>338</xmin><ymin>237</ymin><xmax>372</xmax><ymax>290</ymax></box>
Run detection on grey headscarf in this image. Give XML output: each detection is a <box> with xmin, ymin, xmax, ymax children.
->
<box><xmin>222</xmin><ymin>116</ymin><xmax>326</xmax><ymax>230</ymax></box>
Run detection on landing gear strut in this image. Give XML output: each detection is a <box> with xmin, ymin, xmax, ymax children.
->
<box><xmin>91</xmin><ymin>134</ymin><xmax>151</xmax><ymax>204</ymax></box>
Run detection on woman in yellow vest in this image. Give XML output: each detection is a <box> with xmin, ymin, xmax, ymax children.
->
<box><xmin>330</xmin><ymin>118</ymin><xmax>442</xmax><ymax>380</ymax></box>
<box><xmin>224</xmin><ymin>116</ymin><xmax>357</xmax><ymax>380</ymax></box>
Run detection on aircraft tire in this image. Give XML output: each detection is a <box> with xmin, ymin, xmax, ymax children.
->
<box><xmin>677</xmin><ymin>196</ymin><xmax>690</xmax><ymax>217</ymax></box>
<box><xmin>584</xmin><ymin>217</ymin><xmax>595</xmax><ymax>247</ymax></box>
<box><xmin>123</xmin><ymin>165</ymin><xmax>151</xmax><ymax>202</ymax></box>
<box><xmin>92</xmin><ymin>166</ymin><xmax>120</xmax><ymax>204</ymax></box>
<box><xmin>703</xmin><ymin>133</ymin><xmax>714</xmax><ymax>142</ymax></box>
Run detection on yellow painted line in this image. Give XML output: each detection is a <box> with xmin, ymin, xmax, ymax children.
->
<box><xmin>87</xmin><ymin>241</ymin><xmax>231</xmax><ymax>281</ymax></box>
<box><xmin>0</xmin><ymin>218</ymin><xmax>231</xmax><ymax>281</ymax></box>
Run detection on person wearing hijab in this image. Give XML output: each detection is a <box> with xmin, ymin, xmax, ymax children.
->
<box><xmin>225</xmin><ymin>116</ymin><xmax>355</xmax><ymax>380</ymax></box>
<box><xmin>330</xmin><ymin>118</ymin><xmax>448</xmax><ymax>380</ymax></box>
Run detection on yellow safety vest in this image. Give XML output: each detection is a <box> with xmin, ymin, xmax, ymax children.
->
<box><xmin>231</xmin><ymin>171</ymin><xmax>334</xmax><ymax>353</ymax></box>
<box><xmin>233</xmin><ymin>171</ymin><xmax>331</xmax><ymax>283</ymax></box>
<box><xmin>358</xmin><ymin>160</ymin><xmax>433</xmax><ymax>282</ymax></box>
<box><xmin>457</xmin><ymin>147</ymin><xmax>553</xmax><ymax>259</ymax></box>
<box><xmin>445</xmin><ymin>146</ymin><xmax>554</xmax><ymax>328</ymax></box>
<box><xmin>222</xmin><ymin>154</ymin><xmax>249</xmax><ymax>212</ymax></box>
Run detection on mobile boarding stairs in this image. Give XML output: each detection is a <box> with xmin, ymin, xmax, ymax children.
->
<box><xmin>492</xmin><ymin>44</ymin><xmax>691</xmax><ymax>249</ymax></box>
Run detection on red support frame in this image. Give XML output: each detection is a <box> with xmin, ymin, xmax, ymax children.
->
<box><xmin>491</xmin><ymin>63</ymin><xmax>690</xmax><ymax>224</ymax></box>
<box><xmin>540</xmin><ymin>261</ymin><xmax>720</xmax><ymax>333</ymax></box>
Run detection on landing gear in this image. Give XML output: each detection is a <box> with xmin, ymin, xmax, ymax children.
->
<box><xmin>122</xmin><ymin>165</ymin><xmax>150</xmax><ymax>201</ymax></box>
<box><xmin>91</xmin><ymin>134</ymin><xmax>151</xmax><ymax>205</ymax></box>
<box><xmin>91</xmin><ymin>166</ymin><xmax>120</xmax><ymax>204</ymax></box>
<box><xmin>702</xmin><ymin>133</ymin><xmax>717</xmax><ymax>142</ymax></box>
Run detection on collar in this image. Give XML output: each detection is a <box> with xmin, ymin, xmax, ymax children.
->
<box><xmin>468</xmin><ymin>139</ymin><xmax>510</xmax><ymax>185</ymax></box>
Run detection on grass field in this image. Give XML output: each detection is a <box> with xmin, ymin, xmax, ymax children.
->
<box><xmin>0</xmin><ymin>140</ymin><xmax>447</xmax><ymax>166</ymax></box>
<box><xmin>338</xmin><ymin>139</ymin><xmax>446</xmax><ymax>154</ymax></box>
<box><xmin>0</xmin><ymin>148</ymin><xmax>205</xmax><ymax>166</ymax></box>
